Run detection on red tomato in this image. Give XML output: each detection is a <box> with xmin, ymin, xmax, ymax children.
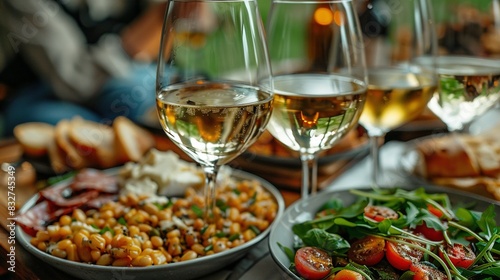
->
<box><xmin>294</xmin><ymin>246</ymin><xmax>332</xmax><ymax>280</ymax></box>
<box><xmin>439</xmin><ymin>243</ymin><xmax>475</xmax><ymax>269</ymax></box>
<box><xmin>427</xmin><ymin>204</ymin><xmax>444</xmax><ymax>218</ymax></box>
<box><xmin>332</xmin><ymin>269</ymin><xmax>364</xmax><ymax>280</ymax></box>
<box><xmin>364</xmin><ymin>205</ymin><xmax>398</xmax><ymax>222</ymax></box>
<box><xmin>414</xmin><ymin>221</ymin><xmax>444</xmax><ymax>241</ymax></box>
<box><xmin>410</xmin><ymin>263</ymin><xmax>448</xmax><ymax>280</ymax></box>
<box><xmin>347</xmin><ymin>235</ymin><xmax>385</xmax><ymax>266</ymax></box>
<box><xmin>385</xmin><ymin>240</ymin><xmax>424</xmax><ymax>270</ymax></box>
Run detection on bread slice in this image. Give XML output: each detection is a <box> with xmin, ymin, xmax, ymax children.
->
<box><xmin>13</xmin><ymin>122</ymin><xmax>55</xmax><ymax>157</ymax></box>
<box><xmin>431</xmin><ymin>177</ymin><xmax>496</xmax><ymax>200</ymax></box>
<box><xmin>415</xmin><ymin>134</ymin><xmax>481</xmax><ymax>178</ymax></box>
<box><xmin>68</xmin><ymin>118</ymin><xmax>118</xmax><ymax>169</ymax></box>
<box><xmin>113</xmin><ymin>116</ymin><xmax>155</xmax><ymax>163</ymax></box>
<box><xmin>54</xmin><ymin>119</ymin><xmax>90</xmax><ymax>169</ymax></box>
<box><xmin>463</xmin><ymin>136</ymin><xmax>500</xmax><ymax>178</ymax></box>
<box><xmin>47</xmin><ymin>140</ymin><xmax>70</xmax><ymax>174</ymax></box>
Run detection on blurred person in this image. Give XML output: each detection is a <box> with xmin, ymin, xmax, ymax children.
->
<box><xmin>0</xmin><ymin>0</ymin><xmax>168</xmax><ymax>136</ymax></box>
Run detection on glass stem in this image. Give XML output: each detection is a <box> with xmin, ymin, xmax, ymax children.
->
<box><xmin>202</xmin><ymin>166</ymin><xmax>218</xmax><ymax>223</ymax></box>
<box><xmin>300</xmin><ymin>153</ymin><xmax>318</xmax><ymax>198</ymax></box>
<box><xmin>370</xmin><ymin>134</ymin><xmax>385</xmax><ymax>188</ymax></box>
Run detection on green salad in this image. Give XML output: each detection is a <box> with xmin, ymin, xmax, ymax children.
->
<box><xmin>279</xmin><ymin>187</ymin><xmax>500</xmax><ymax>280</ymax></box>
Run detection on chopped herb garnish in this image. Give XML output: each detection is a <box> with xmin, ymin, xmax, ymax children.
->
<box><xmin>46</xmin><ymin>171</ymin><xmax>77</xmax><ymax>186</ymax></box>
<box><xmin>204</xmin><ymin>244</ymin><xmax>213</xmax><ymax>252</ymax></box>
<box><xmin>249</xmin><ymin>225</ymin><xmax>261</xmax><ymax>235</ymax></box>
<box><xmin>99</xmin><ymin>226</ymin><xmax>115</xmax><ymax>235</ymax></box>
<box><xmin>200</xmin><ymin>225</ymin><xmax>208</xmax><ymax>235</ymax></box>
<box><xmin>228</xmin><ymin>233</ymin><xmax>240</xmax><ymax>241</ymax></box>
<box><xmin>215</xmin><ymin>232</ymin><xmax>227</xmax><ymax>238</ymax></box>
<box><xmin>232</xmin><ymin>189</ymin><xmax>241</xmax><ymax>195</ymax></box>
<box><xmin>216</xmin><ymin>199</ymin><xmax>229</xmax><ymax>212</ymax></box>
<box><xmin>149</xmin><ymin>228</ymin><xmax>160</xmax><ymax>237</ymax></box>
<box><xmin>117</xmin><ymin>217</ymin><xmax>127</xmax><ymax>226</ymax></box>
<box><xmin>248</xmin><ymin>192</ymin><xmax>257</xmax><ymax>206</ymax></box>
<box><xmin>191</xmin><ymin>205</ymin><xmax>204</xmax><ymax>218</ymax></box>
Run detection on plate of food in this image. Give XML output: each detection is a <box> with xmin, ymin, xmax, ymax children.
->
<box><xmin>269</xmin><ymin>185</ymin><xmax>500</xmax><ymax>280</ymax></box>
<box><xmin>399</xmin><ymin>122</ymin><xmax>500</xmax><ymax>201</ymax></box>
<box><xmin>16</xmin><ymin>149</ymin><xmax>285</xmax><ymax>280</ymax></box>
<box><xmin>244</xmin><ymin>126</ymin><xmax>369</xmax><ymax>167</ymax></box>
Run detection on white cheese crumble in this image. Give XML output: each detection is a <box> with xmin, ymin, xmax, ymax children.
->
<box><xmin>118</xmin><ymin>149</ymin><xmax>205</xmax><ymax>196</ymax></box>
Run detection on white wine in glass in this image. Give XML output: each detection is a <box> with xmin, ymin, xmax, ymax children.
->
<box><xmin>156</xmin><ymin>0</ymin><xmax>273</xmax><ymax>222</ymax></box>
<box><xmin>266</xmin><ymin>0</ymin><xmax>367</xmax><ymax>198</ymax></box>
<box><xmin>357</xmin><ymin>0</ymin><xmax>437</xmax><ymax>186</ymax></box>
<box><xmin>429</xmin><ymin>1</ymin><xmax>500</xmax><ymax>132</ymax></box>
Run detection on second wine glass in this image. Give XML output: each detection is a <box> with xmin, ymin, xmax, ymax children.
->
<box><xmin>266</xmin><ymin>0</ymin><xmax>367</xmax><ymax>198</ymax></box>
<box><xmin>357</xmin><ymin>0</ymin><xmax>437</xmax><ymax>186</ymax></box>
<box><xmin>428</xmin><ymin>0</ymin><xmax>500</xmax><ymax>133</ymax></box>
<box><xmin>156</xmin><ymin>0</ymin><xmax>273</xmax><ymax>222</ymax></box>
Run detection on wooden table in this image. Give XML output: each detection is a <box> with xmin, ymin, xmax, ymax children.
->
<box><xmin>0</xmin><ymin>133</ymin><xmax>368</xmax><ymax>279</ymax></box>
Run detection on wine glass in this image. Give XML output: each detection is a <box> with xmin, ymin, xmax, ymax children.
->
<box><xmin>428</xmin><ymin>0</ymin><xmax>500</xmax><ymax>132</ymax></box>
<box><xmin>357</xmin><ymin>0</ymin><xmax>438</xmax><ymax>186</ymax></box>
<box><xmin>266</xmin><ymin>0</ymin><xmax>367</xmax><ymax>198</ymax></box>
<box><xmin>156</xmin><ymin>0</ymin><xmax>273</xmax><ymax>222</ymax></box>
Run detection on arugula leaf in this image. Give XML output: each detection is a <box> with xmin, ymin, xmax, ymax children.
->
<box><xmin>277</xmin><ymin>242</ymin><xmax>295</xmax><ymax>263</ymax></box>
<box><xmin>317</xmin><ymin>198</ymin><xmax>343</xmax><ymax>213</ymax></box>
<box><xmin>478</xmin><ymin>205</ymin><xmax>498</xmax><ymax>239</ymax></box>
<box><xmin>455</xmin><ymin>207</ymin><xmax>477</xmax><ymax>229</ymax></box>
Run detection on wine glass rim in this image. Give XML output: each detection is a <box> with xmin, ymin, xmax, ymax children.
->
<box><xmin>435</xmin><ymin>55</ymin><xmax>500</xmax><ymax>64</ymax></box>
<box><xmin>434</xmin><ymin>55</ymin><xmax>500</xmax><ymax>74</ymax></box>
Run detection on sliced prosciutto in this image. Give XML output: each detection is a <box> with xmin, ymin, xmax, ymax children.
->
<box><xmin>17</xmin><ymin>168</ymin><xmax>119</xmax><ymax>236</ymax></box>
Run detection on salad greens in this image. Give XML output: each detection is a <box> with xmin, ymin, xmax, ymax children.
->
<box><xmin>281</xmin><ymin>187</ymin><xmax>500</xmax><ymax>280</ymax></box>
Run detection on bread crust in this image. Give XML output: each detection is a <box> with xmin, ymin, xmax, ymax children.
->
<box><xmin>14</xmin><ymin>117</ymin><xmax>155</xmax><ymax>173</ymax></box>
<box><xmin>13</xmin><ymin>122</ymin><xmax>55</xmax><ymax>157</ymax></box>
<box><xmin>413</xmin><ymin>125</ymin><xmax>500</xmax><ymax>200</ymax></box>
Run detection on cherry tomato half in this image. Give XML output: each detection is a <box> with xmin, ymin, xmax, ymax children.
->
<box><xmin>347</xmin><ymin>235</ymin><xmax>385</xmax><ymax>266</ymax></box>
<box><xmin>295</xmin><ymin>246</ymin><xmax>333</xmax><ymax>280</ymax></box>
<box><xmin>364</xmin><ymin>205</ymin><xmax>398</xmax><ymax>222</ymax></box>
<box><xmin>414</xmin><ymin>221</ymin><xmax>444</xmax><ymax>241</ymax></box>
<box><xmin>439</xmin><ymin>243</ymin><xmax>475</xmax><ymax>269</ymax></box>
<box><xmin>427</xmin><ymin>204</ymin><xmax>444</xmax><ymax>218</ymax></box>
<box><xmin>410</xmin><ymin>262</ymin><xmax>448</xmax><ymax>280</ymax></box>
<box><xmin>332</xmin><ymin>269</ymin><xmax>364</xmax><ymax>280</ymax></box>
<box><xmin>385</xmin><ymin>240</ymin><xmax>424</xmax><ymax>270</ymax></box>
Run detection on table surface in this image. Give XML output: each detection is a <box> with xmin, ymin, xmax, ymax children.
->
<box><xmin>1</xmin><ymin>107</ymin><xmax>498</xmax><ymax>279</ymax></box>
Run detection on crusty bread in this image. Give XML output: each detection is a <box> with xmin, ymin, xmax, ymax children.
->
<box><xmin>68</xmin><ymin>118</ymin><xmax>118</xmax><ymax>168</ymax></box>
<box><xmin>47</xmin><ymin>140</ymin><xmax>70</xmax><ymax>174</ymax></box>
<box><xmin>13</xmin><ymin>122</ymin><xmax>55</xmax><ymax>157</ymax></box>
<box><xmin>54</xmin><ymin>119</ymin><xmax>90</xmax><ymax>169</ymax></box>
<box><xmin>414</xmin><ymin>124</ymin><xmax>500</xmax><ymax>200</ymax></box>
<box><xmin>113</xmin><ymin>116</ymin><xmax>155</xmax><ymax>163</ymax></box>
<box><xmin>415</xmin><ymin>135</ymin><xmax>481</xmax><ymax>178</ymax></box>
<box><xmin>462</xmin><ymin>136</ymin><xmax>500</xmax><ymax>178</ymax></box>
<box><xmin>15</xmin><ymin>116</ymin><xmax>156</xmax><ymax>173</ymax></box>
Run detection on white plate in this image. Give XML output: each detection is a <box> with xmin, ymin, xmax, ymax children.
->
<box><xmin>268</xmin><ymin>185</ymin><xmax>500</xmax><ymax>280</ymax></box>
<box><xmin>16</xmin><ymin>169</ymin><xmax>285</xmax><ymax>280</ymax></box>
